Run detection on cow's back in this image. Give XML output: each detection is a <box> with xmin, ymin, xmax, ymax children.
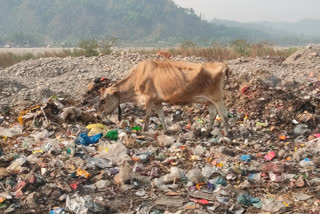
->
<box><xmin>133</xmin><ymin>60</ymin><xmax>227</xmax><ymax>104</ymax></box>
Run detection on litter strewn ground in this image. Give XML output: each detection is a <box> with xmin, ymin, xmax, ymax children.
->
<box><xmin>0</xmin><ymin>46</ymin><xmax>320</xmax><ymax>213</ymax></box>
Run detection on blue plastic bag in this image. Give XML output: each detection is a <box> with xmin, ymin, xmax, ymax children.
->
<box><xmin>240</xmin><ymin>155</ymin><xmax>252</xmax><ymax>162</ymax></box>
<box><xmin>50</xmin><ymin>208</ymin><xmax>65</xmax><ymax>214</ymax></box>
<box><xmin>237</xmin><ymin>193</ymin><xmax>262</xmax><ymax>208</ymax></box>
<box><xmin>75</xmin><ymin>132</ymin><xmax>102</xmax><ymax>146</ymax></box>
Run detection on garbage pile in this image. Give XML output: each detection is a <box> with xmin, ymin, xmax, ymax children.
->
<box><xmin>0</xmin><ymin>47</ymin><xmax>320</xmax><ymax>213</ymax></box>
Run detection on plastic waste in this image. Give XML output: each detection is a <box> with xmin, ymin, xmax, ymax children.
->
<box><xmin>70</xmin><ymin>182</ymin><xmax>79</xmax><ymax>190</ymax></box>
<box><xmin>213</xmin><ymin>176</ymin><xmax>227</xmax><ymax>186</ymax></box>
<box><xmin>131</xmin><ymin>126</ymin><xmax>142</xmax><ymax>131</ymax></box>
<box><xmin>76</xmin><ymin>169</ymin><xmax>91</xmax><ymax>178</ymax></box>
<box><xmin>240</xmin><ymin>155</ymin><xmax>252</xmax><ymax>162</ymax></box>
<box><xmin>256</xmin><ymin>122</ymin><xmax>268</xmax><ymax>127</ymax></box>
<box><xmin>279</xmin><ymin>135</ymin><xmax>286</xmax><ymax>140</ymax></box>
<box><xmin>66</xmin><ymin>144</ymin><xmax>76</xmax><ymax>155</ymax></box>
<box><xmin>237</xmin><ymin>193</ymin><xmax>262</xmax><ymax>208</ymax></box>
<box><xmin>95</xmin><ymin>180</ymin><xmax>110</xmax><ymax>189</ymax></box>
<box><xmin>264</xmin><ymin>151</ymin><xmax>276</xmax><ymax>161</ymax></box>
<box><xmin>31</xmin><ymin>129</ymin><xmax>51</xmax><ymax>143</ymax></box>
<box><xmin>293</xmin><ymin>124</ymin><xmax>311</xmax><ymax>136</ymax></box>
<box><xmin>299</xmin><ymin>158</ymin><xmax>314</xmax><ymax>167</ymax></box>
<box><xmin>87</xmin><ymin>157</ymin><xmax>112</xmax><ymax>169</ymax></box>
<box><xmin>261</xmin><ymin>198</ymin><xmax>286</xmax><ymax>212</ymax></box>
<box><xmin>0</xmin><ymin>124</ymin><xmax>23</xmax><ymax>137</ymax></box>
<box><xmin>269</xmin><ymin>172</ymin><xmax>284</xmax><ymax>182</ymax></box>
<box><xmin>50</xmin><ymin>208</ymin><xmax>65</xmax><ymax>214</ymax></box>
<box><xmin>75</xmin><ymin>133</ymin><xmax>102</xmax><ymax>146</ymax></box>
<box><xmin>248</xmin><ymin>173</ymin><xmax>261</xmax><ymax>181</ymax></box>
<box><xmin>65</xmin><ymin>192</ymin><xmax>105</xmax><ymax>214</ymax></box>
<box><xmin>86</xmin><ymin>123</ymin><xmax>105</xmax><ymax>136</ymax></box>
<box><xmin>190</xmin><ymin>198</ymin><xmax>212</xmax><ymax>205</ymax></box>
<box><xmin>105</xmin><ymin>130</ymin><xmax>118</xmax><ymax>141</ymax></box>
<box><xmin>132</xmin><ymin>152</ymin><xmax>152</xmax><ymax>163</ymax></box>
<box><xmin>6</xmin><ymin>156</ymin><xmax>27</xmax><ymax>172</ymax></box>
<box><xmin>97</xmin><ymin>143</ymin><xmax>130</xmax><ymax>165</ymax></box>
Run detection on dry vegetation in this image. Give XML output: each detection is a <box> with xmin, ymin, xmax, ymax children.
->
<box><xmin>0</xmin><ymin>50</ymin><xmax>73</xmax><ymax>68</ymax></box>
<box><xmin>133</xmin><ymin>41</ymin><xmax>298</xmax><ymax>61</ymax></box>
<box><xmin>0</xmin><ymin>41</ymin><xmax>297</xmax><ymax>69</ymax></box>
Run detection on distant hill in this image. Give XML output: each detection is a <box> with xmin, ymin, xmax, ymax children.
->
<box><xmin>0</xmin><ymin>0</ymin><xmax>317</xmax><ymax>46</ymax></box>
<box><xmin>211</xmin><ymin>19</ymin><xmax>320</xmax><ymax>45</ymax></box>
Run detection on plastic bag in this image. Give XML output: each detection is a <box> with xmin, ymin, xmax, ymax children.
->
<box><xmin>75</xmin><ymin>133</ymin><xmax>102</xmax><ymax>146</ymax></box>
<box><xmin>86</xmin><ymin>123</ymin><xmax>106</xmax><ymax>136</ymax></box>
<box><xmin>0</xmin><ymin>124</ymin><xmax>23</xmax><ymax>137</ymax></box>
<box><xmin>65</xmin><ymin>192</ymin><xmax>105</xmax><ymax>214</ymax></box>
<box><xmin>105</xmin><ymin>130</ymin><xmax>118</xmax><ymax>141</ymax></box>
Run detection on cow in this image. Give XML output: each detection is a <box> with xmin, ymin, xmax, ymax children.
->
<box><xmin>156</xmin><ymin>51</ymin><xmax>172</xmax><ymax>59</ymax></box>
<box><xmin>98</xmin><ymin>60</ymin><xmax>230</xmax><ymax>135</ymax></box>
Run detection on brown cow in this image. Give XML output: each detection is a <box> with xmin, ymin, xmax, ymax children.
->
<box><xmin>98</xmin><ymin>60</ymin><xmax>230</xmax><ymax>135</ymax></box>
<box><xmin>156</xmin><ymin>51</ymin><xmax>172</xmax><ymax>59</ymax></box>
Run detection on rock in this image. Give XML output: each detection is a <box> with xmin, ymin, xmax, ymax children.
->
<box><xmin>261</xmin><ymin>198</ymin><xmax>286</xmax><ymax>212</ymax></box>
<box><xmin>155</xmin><ymin>197</ymin><xmax>184</xmax><ymax>207</ymax></box>
<box><xmin>157</xmin><ymin>135</ymin><xmax>175</xmax><ymax>147</ymax></box>
<box><xmin>295</xmin><ymin>193</ymin><xmax>313</xmax><ymax>201</ymax></box>
<box><xmin>162</xmin><ymin>167</ymin><xmax>184</xmax><ymax>183</ymax></box>
<box><xmin>194</xmin><ymin>145</ymin><xmax>205</xmax><ymax>155</ymax></box>
<box><xmin>167</xmin><ymin>123</ymin><xmax>182</xmax><ymax>133</ymax></box>
<box><xmin>114</xmin><ymin>162</ymin><xmax>132</xmax><ymax>185</ymax></box>
<box><xmin>186</xmin><ymin>168</ymin><xmax>203</xmax><ymax>184</ymax></box>
<box><xmin>23</xmin><ymin>192</ymin><xmax>39</xmax><ymax>208</ymax></box>
<box><xmin>95</xmin><ymin>180</ymin><xmax>110</xmax><ymax>189</ymax></box>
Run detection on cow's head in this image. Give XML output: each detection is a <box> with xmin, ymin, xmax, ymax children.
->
<box><xmin>97</xmin><ymin>86</ymin><xmax>120</xmax><ymax>117</ymax></box>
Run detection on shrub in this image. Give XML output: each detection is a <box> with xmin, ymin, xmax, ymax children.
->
<box><xmin>78</xmin><ymin>40</ymin><xmax>99</xmax><ymax>57</ymax></box>
<box><xmin>180</xmin><ymin>41</ymin><xmax>197</xmax><ymax>49</ymax></box>
<box><xmin>230</xmin><ymin>40</ymin><xmax>251</xmax><ymax>56</ymax></box>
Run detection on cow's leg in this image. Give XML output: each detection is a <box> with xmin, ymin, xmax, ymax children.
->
<box><xmin>143</xmin><ymin>102</ymin><xmax>153</xmax><ymax>132</ymax></box>
<box><xmin>208</xmin><ymin>103</ymin><xmax>217</xmax><ymax>132</ymax></box>
<box><xmin>212</xmin><ymin>100</ymin><xmax>229</xmax><ymax>136</ymax></box>
<box><xmin>155</xmin><ymin>104</ymin><xmax>166</xmax><ymax>131</ymax></box>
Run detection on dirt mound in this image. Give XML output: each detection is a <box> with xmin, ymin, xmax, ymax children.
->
<box><xmin>283</xmin><ymin>46</ymin><xmax>320</xmax><ymax>65</ymax></box>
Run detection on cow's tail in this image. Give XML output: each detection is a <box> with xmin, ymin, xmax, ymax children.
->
<box><xmin>224</xmin><ymin>66</ymin><xmax>230</xmax><ymax>82</ymax></box>
<box><xmin>223</xmin><ymin>65</ymin><xmax>230</xmax><ymax>90</ymax></box>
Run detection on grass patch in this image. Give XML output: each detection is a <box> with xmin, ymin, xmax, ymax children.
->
<box><xmin>0</xmin><ymin>50</ymin><xmax>76</xmax><ymax>68</ymax></box>
<box><xmin>132</xmin><ymin>41</ymin><xmax>298</xmax><ymax>61</ymax></box>
<box><xmin>0</xmin><ymin>38</ymin><xmax>118</xmax><ymax>68</ymax></box>
<box><xmin>0</xmin><ymin>52</ymin><xmax>35</xmax><ymax>68</ymax></box>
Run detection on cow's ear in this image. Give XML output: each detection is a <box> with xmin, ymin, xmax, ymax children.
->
<box><xmin>99</xmin><ymin>88</ymin><xmax>106</xmax><ymax>97</ymax></box>
<box><xmin>110</xmin><ymin>87</ymin><xmax>119</xmax><ymax>96</ymax></box>
<box><xmin>112</xmin><ymin>90</ymin><xmax>119</xmax><ymax>96</ymax></box>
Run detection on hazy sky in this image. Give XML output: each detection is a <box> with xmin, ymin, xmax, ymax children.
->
<box><xmin>173</xmin><ymin>0</ymin><xmax>320</xmax><ymax>22</ymax></box>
